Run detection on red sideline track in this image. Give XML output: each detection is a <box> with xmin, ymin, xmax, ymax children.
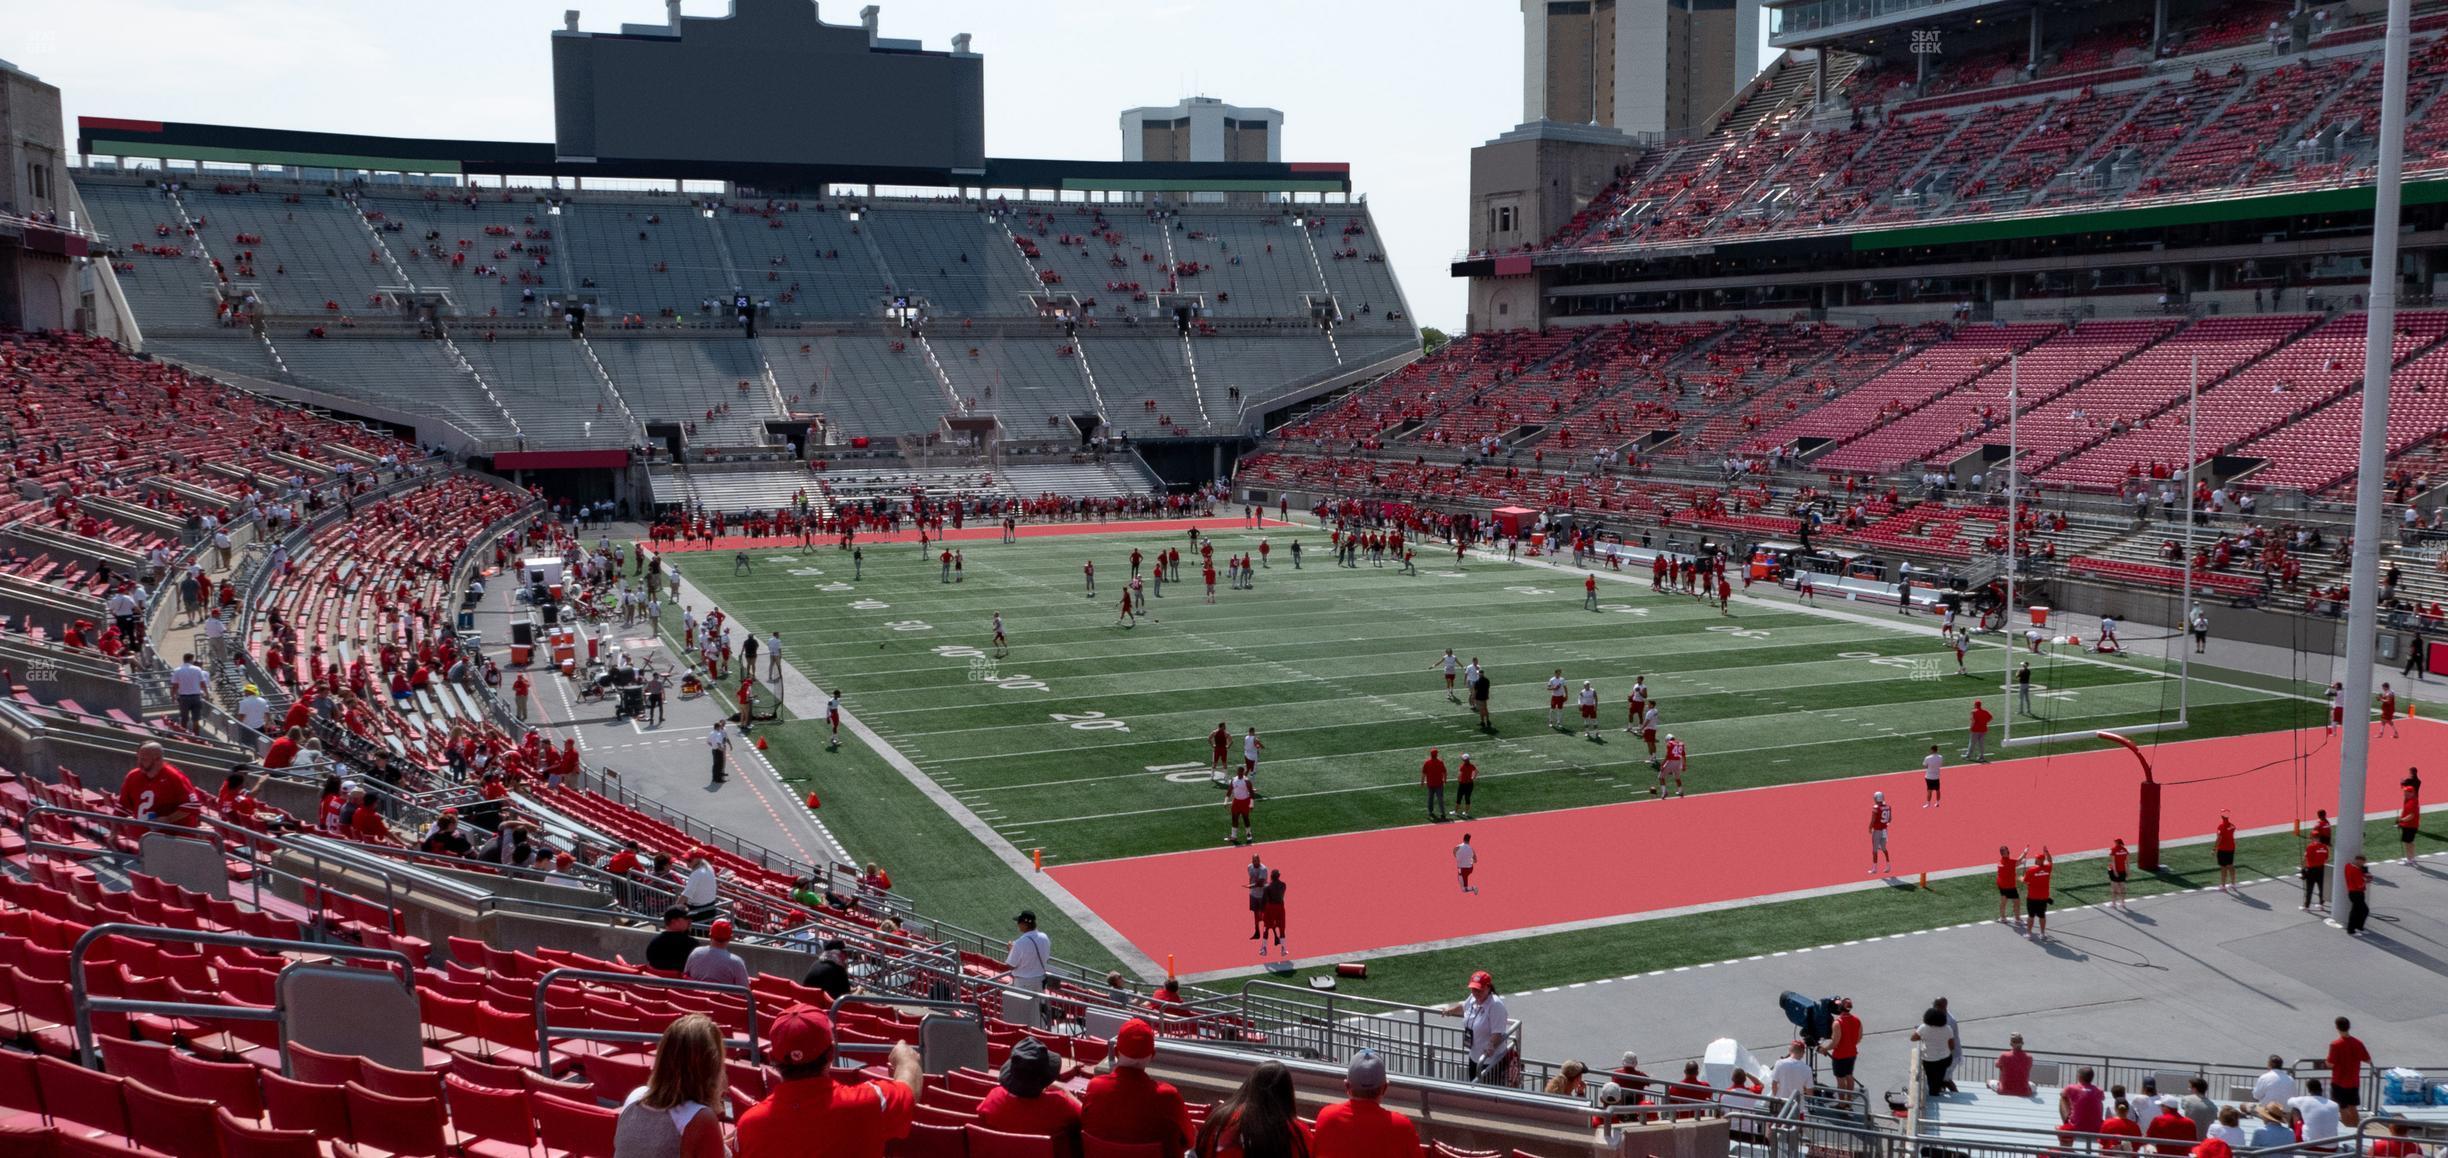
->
<box><xmin>1050</xmin><ymin>721</ymin><xmax>2435</xmax><ymax>977</ymax></box>
<box><xmin>649</xmin><ymin>517</ymin><xmax>1292</xmax><ymax>553</ymax></box>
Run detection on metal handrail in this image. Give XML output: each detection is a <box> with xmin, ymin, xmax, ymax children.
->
<box><xmin>532</xmin><ymin>967</ymin><xmax>762</xmax><ymax>1074</ymax></box>
<box><xmin>67</xmin><ymin>921</ymin><xmax>415</xmax><ymax>1067</ymax></box>
<box><xmin>1232</xmin><ymin>979</ymin><xmax>1521</xmax><ymax>1087</ymax></box>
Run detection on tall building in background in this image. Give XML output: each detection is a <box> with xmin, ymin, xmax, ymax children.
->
<box><xmin>1522</xmin><ymin>0</ymin><xmax>1760</xmax><ymax>137</ymax></box>
<box><xmin>1121</xmin><ymin>97</ymin><xmax>1282</xmax><ymax>203</ymax></box>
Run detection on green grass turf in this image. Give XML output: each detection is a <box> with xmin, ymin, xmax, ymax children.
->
<box><xmin>664</xmin><ymin>529</ymin><xmax>2324</xmax><ymax>984</ymax></box>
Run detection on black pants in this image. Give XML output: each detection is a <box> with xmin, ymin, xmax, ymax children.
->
<box><xmin>1920</xmin><ymin>1059</ymin><xmax>1949</xmax><ymax>1103</ymax></box>
<box><xmin>711</xmin><ymin>750</ymin><xmax>728</xmax><ymax>783</ymax></box>
<box><xmin>1456</xmin><ymin>781</ymin><xmax>1475</xmax><ymax>810</ymax></box>
<box><xmin>2303</xmin><ymin>867</ymin><xmax>2327</xmax><ymax>907</ymax></box>
<box><xmin>2347</xmin><ymin>889</ymin><xmax>2370</xmax><ymax>933</ymax></box>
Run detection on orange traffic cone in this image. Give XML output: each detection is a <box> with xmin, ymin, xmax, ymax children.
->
<box><xmin>1917</xmin><ymin>871</ymin><xmax>1929</xmax><ymax>890</ymax></box>
<box><xmin>805</xmin><ymin>791</ymin><xmax>822</xmax><ymax>810</ymax></box>
<box><xmin>756</xmin><ymin>736</ymin><xmax>769</xmax><ymax>751</ymax></box>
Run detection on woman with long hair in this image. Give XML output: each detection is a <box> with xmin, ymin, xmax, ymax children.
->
<box><xmin>614</xmin><ymin>1012</ymin><xmax>728</xmax><ymax>1158</ymax></box>
<box><xmin>1194</xmin><ymin>1060</ymin><xmax>1309</xmax><ymax>1158</ymax></box>
<box><xmin>1544</xmin><ymin>1060</ymin><xmax>1588</xmax><ymax>1098</ymax></box>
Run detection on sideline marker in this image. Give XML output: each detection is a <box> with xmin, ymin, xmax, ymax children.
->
<box><xmin>1917</xmin><ymin>871</ymin><xmax>1928</xmax><ymax>890</ymax></box>
<box><xmin>1032</xmin><ymin>847</ymin><xmax>1043</xmax><ymax>872</ymax></box>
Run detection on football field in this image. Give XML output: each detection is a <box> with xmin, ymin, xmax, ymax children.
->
<box><xmin>668</xmin><ymin>520</ymin><xmax>2332</xmax><ymax>983</ymax></box>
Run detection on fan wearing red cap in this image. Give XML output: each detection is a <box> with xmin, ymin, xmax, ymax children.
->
<box><xmin>735</xmin><ymin>1004</ymin><xmax>922</xmax><ymax>1158</ymax></box>
<box><xmin>1436</xmin><ymin>971</ymin><xmax>1511</xmax><ymax>1083</ymax></box>
<box><xmin>1080</xmin><ymin>1017</ymin><xmax>1196</xmax><ymax>1156</ymax></box>
<box><xmin>682</xmin><ymin>919</ymin><xmax>749</xmax><ymax>987</ymax></box>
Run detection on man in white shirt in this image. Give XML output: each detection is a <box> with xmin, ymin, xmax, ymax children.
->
<box><xmin>1242</xmin><ymin>728</ymin><xmax>1264</xmax><ymax>776</ymax></box>
<box><xmin>1006</xmin><ymin>910</ymin><xmax>1052</xmax><ymax>1007</ymax></box>
<box><xmin>707</xmin><ymin>721</ymin><xmax>732</xmax><ymax>786</ymax></box>
<box><xmin>1440</xmin><ymin>971</ymin><xmax>1511</xmax><ymax>1084</ymax></box>
<box><xmin>2252</xmin><ymin>1057</ymin><xmax>2298</xmax><ymax>1104</ymax></box>
<box><xmin>680</xmin><ymin>851</ymin><xmax>721</xmax><ymax>911</ymax></box>
<box><xmin>766</xmin><ymin>631</ymin><xmax>784</xmax><ymax>681</ymax></box>
<box><xmin>1770</xmin><ymin>1040</ymin><xmax>1815</xmax><ymax>1104</ymax></box>
<box><xmin>170</xmin><ymin>654</ymin><xmax>210</xmax><ymax>732</ymax></box>
<box><xmin>236</xmin><ymin>683</ymin><xmax>270</xmax><ymax>740</ymax></box>
<box><xmin>2288</xmin><ymin>1081</ymin><xmax>2340</xmax><ymax>1146</ymax></box>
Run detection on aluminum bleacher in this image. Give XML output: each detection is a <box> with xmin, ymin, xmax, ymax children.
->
<box><xmin>75</xmin><ymin>179</ymin><xmax>222</xmax><ymax>329</ymax></box>
<box><xmin>714</xmin><ymin>202</ymin><xmax>890</xmax><ymax>320</ymax></box>
<box><xmin>936</xmin><ymin>338</ymin><xmax>1101</xmax><ymax>437</ymax></box>
<box><xmin>276</xmin><ymin>338</ymin><xmax>524</xmax><ymax>446</ymax></box>
<box><xmin>583</xmin><ymin>336</ymin><xmax>778</xmax><ymax>445</ymax></box>
<box><xmin>760</xmin><ymin>334</ymin><xmax>949</xmax><ymax>440</ymax></box>
<box><xmin>183</xmin><ymin>186</ymin><xmax>391</xmax><ymax>315</ymax></box>
<box><xmin>355</xmin><ymin>190</ymin><xmax>564</xmax><ymax>319</ymax></box>
<box><xmin>553</xmin><ymin>201</ymin><xmax>733</xmax><ymax>320</ymax></box>
<box><xmin>863</xmin><ymin>204</ymin><xmax>1038</xmax><ymax>316</ymax></box>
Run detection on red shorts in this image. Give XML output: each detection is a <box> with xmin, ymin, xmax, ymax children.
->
<box><xmin>1579</xmin><ymin>704</ymin><xmax>1597</xmax><ymax>719</ymax></box>
<box><xmin>1230</xmin><ymin>799</ymin><xmax>1252</xmax><ymax>817</ymax></box>
<box><xmin>1641</xmin><ymin>727</ymin><xmax>1657</xmax><ymax>742</ymax></box>
<box><xmin>1260</xmin><ymin>903</ymin><xmax>1285</xmax><ymax>931</ymax></box>
<box><xmin>1550</xmin><ymin>696</ymin><xmax>1566</xmax><ymax>708</ymax></box>
<box><xmin>2332</xmin><ymin>706</ymin><xmax>2345</xmax><ymax>723</ymax></box>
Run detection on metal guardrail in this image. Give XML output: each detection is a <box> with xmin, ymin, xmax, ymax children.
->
<box><xmin>1232</xmin><ymin>979</ymin><xmax>1520</xmax><ymax>1087</ymax></box>
<box><xmin>532</xmin><ymin>967</ymin><xmax>764</xmax><ymax>1073</ymax></box>
<box><xmin>1946</xmin><ymin>1043</ymin><xmax>2439</xmax><ymax>1119</ymax></box>
<box><xmin>67</xmin><ymin>922</ymin><xmax>416</xmax><ymax>1068</ymax></box>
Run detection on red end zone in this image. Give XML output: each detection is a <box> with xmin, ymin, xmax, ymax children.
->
<box><xmin>1049</xmin><ymin>722</ymin><xmax>2431</xmax><ymax>977</ymax></box>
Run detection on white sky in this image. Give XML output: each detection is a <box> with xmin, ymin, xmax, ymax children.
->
<box><xmin>19</xmin><ymin>0</ymin><xmax>1529</xmax><ymax>332</ymax></box>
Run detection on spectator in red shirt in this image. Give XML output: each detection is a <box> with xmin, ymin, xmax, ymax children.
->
<box><xmin>1667</xmin><ymin>1060</ymin><xmax>1713</xmax><ymax>1119</ymax></box>
<box><xmin>263</xmin><ymin>726</ymin><xmax>305</xmax><ymax>770</ymax></box>
<box><xmin>1823</xmin><ymin>997</ymin><xmax>1862</xmax><ymax>1091</ymax></box>
<box><xmin>1311</xmin><ymin>1050</ymin><xmax>1416</xmax><ymax>1158</ymax></box>
<box><xmin>2145</xmin><ymin>1100</ymin><xmax>2199</xmax><ymax>1154</ymax></box>
<box><xmin>1989</xmin><ymin>1034</ymin><xmax>2035</xmax><ymax>1096</ymax></box>
<box><xmin>1079</xmin><ymin>1019</ymin><xmax>1194</xmax><ymax>1157</ymax></box>
<box><xmin>976</xmin><ymin>1038</ymin><xmax>1081</xmax><ymax>1140</ymax></box>
<box><xmin>735</xmin><ymin>1004</ymin><xmax>921</xmax><ymax>1158</ymax></box>
<box><xmin>281</xmin><ymin>697</ymin><xmax>314</xmax><ymax>733</ymax></box>
<box><xmin>2326</xmin><ymin>1017</ymin><xmax>2371</xmax><ymax>1125</ymax></box>
<box><xmin>345</xmin><ymin>788</ymin><xmax>393</xmax><ymax>844</ymax></box>
<box><xmin>2022</xmin><ymin>849</ymin><xmax>2056</xmax><ymax>940</ymax></box>
<box><xmin>2099</xmin><ymin>1100</ymin><xmax>2143</xmax><ymax>1152</ymax></box>
<box><xmin>2344</xmin><ymin>855</ymin><xmax>2372</xmax><ymax>935</ymax></box>
<box><xmin>2060</xmin><ymin>1068</ymin><xmax>2107</xmax><ymax>1136</ymax></box>
<box><xmin>119</xmin><ymin>742</ymin><xmax>200</xmax><ymax>827</ymax></box>
<box><xmin>216</xmin><ymin>768</ymin><xmax>263</xmax><ymax>821</ymax></box>
<box><xmin>1964</xmin><ymin>700</ymin><xmax>1993</xmax><ymax>762</ymax></box>
<box><xmin>1193</xmin><ymin>1060</ymin><xmax>1309</xmax><ymax>1158</ymax></box>
<box><xmin>2371</xmin><ymin>1120</ymin><xmax>2425</xmax><ymax>1158</ymax></box>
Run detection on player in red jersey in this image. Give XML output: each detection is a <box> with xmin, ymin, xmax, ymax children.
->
<box><xmin>1867</xmin><ymin>790</ymin><xmax>1892</xmax><ymax>874</ymax></box>
<box><xmin>2107</xmin><ymin>837</ymin><xmax>2131</xmax><ymax>910</ymax></box>
<box><xmin>1202</xmin><ymin>562</ymin><xmax>1218</xmax><ymax>602</ymax></box>
<box><xmin>2376</xmin><ymin>682</ymin><xmax>2401</xmax><ymax>738</ymax></box>
<box><xmin>1652</xmin><ymin>734</ymin><xmax>1687</xmax><ymax>797</ymax></box>
<box><xmin>1084</xmin><ymin>560</ymin><xmax>1096</xmax><ymax>599</ymax></box>
<box><xmin>1584</xmin><ymin>574</ymin><xmax>1600</xmax><ymax>611</ymax></box>
<box><xmin>1115</xmin><ymin>589</ymin><xmax>1135</xmax><ymax>628</ymax></box>
<box><xmin>1716</xmin><ymin>575</ymin><xmax>1732</xmax><ymax>615</ymax></box>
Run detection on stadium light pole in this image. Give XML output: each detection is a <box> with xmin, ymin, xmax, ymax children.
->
<box><xmin>2335</xmin><ymin>0</ymin><xmax>2413</xmax><ymax>911</ymax></box>
<box><xmin>2179</xmin><ymin>355</ymin><xmax>2198</xmax><ymax>722</ymax></box>
<box><xmin>2002</xmin><ymin>357</ymin><xmax>2019</xmax><ymax>748</ymax></box>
